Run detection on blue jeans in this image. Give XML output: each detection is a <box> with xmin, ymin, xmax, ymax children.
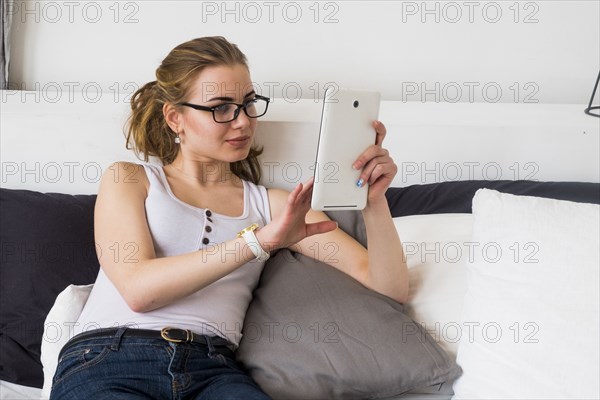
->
<box><xmin>50</xmin><ymin>328</ymin><xmax>270</xmax><ymax>400</ymax></box>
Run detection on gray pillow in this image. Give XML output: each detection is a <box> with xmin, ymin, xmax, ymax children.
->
<box><xmin>236</xmin><ymin>211</ymin><xmax>462</xmax><ymax>399</ymax></box>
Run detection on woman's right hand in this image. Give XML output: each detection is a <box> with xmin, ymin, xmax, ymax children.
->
<box><xmin>256</xmin><ymin>177</ymin><xmax>337</xmax><ymax>252</ymax></box>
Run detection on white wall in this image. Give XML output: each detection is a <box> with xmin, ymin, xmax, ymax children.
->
<box><xmin>6</xmin><ymin>0</ymin><xmax>600</xmax><ymax>105</ymax></box>
<box><xmin>2</xmin><ymin>93</ymin><xmax>598</xmax><ymax>194</ymax></box>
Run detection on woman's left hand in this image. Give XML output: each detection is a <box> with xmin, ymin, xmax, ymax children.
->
<box><xmin>352</xmin><ymin>121</ymin><xmax>398</xmax><ymax>203</ymax></box>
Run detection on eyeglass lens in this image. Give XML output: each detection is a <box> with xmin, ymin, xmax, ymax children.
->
<box><xmin>213</xmin><ymin>98</ymin><xmax>268</xmax><ymax>122</ymax></box>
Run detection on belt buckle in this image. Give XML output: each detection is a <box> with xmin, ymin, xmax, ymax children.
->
<box><xmin>161</xmin><ymin>327</ymin><xmax>194</xmax><ymax>343</ymax></box>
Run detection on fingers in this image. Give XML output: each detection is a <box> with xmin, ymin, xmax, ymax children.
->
<box><xmin>353</xmin><ymin>145</ymin><xmax>381</xmax><ymax>171</ymax></box>
<box><xmin>287</xmin><ymin>176</ymin><xmax>315</xmax><ymax>208</ymax></box>
<box><xmin>353</xmin><ymin>121</ymin><xmax>388</xmax><ymax>170</ymax></box>
<box><xmin>359</xmin><ymin>154</ymin><xmax>396</xmax><ymax>186</ymax></box>
<box><xmin>298</xmin><ymin>176</ymin><xmax>314</xmax><ymax>204</ymax></box>
<box><xmin>354</xmin><ymin>145</ymin><xmax>389</xmax><ymax>173</ymax></box>
<box><xmin>352</xmin><ymin>121</ymin><xmax>395</xmax><ymax>187</ymax></box>
<box><xmin>365</xmin><ymin>157</ymin><xmax>398</xmax><ymax>185</ymax></box>
<box><xmin>373</xmin><ymin>120</ymin><xmax>387</xmax><ymax>146</ymax></box>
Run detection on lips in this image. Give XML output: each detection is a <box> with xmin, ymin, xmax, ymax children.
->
<box><xmin>225</xmin><ymin>136</ymin><xmax>251</xmax><ymax>147</ymax></box>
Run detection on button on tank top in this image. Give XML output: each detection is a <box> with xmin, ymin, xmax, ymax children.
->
<box><xmin>75</xmin><ymin>163</ymin><xmax>272</xmax><ymax>347</ymax></box>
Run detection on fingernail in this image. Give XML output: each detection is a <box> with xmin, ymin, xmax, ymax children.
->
<box><xmin>353</xmin><ymin>162</ymin><xmax>361</xmax><ymax>170</ymax></box>
<box><xmin>356</xmin><ymin>178</ymin><xmax>364</xmax><ymax>188</ymax></box>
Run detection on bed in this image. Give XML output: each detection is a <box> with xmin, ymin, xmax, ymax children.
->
<box><xmin>1</xmin><ymin>92</ymin><xmax>599</xmax><ymax>399</ymax></box>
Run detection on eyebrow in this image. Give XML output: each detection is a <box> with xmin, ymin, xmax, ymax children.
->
<box><xmin>207</xmin><ymin>90</ymin><xmax>256</xmax><ymax>103</ymax></box>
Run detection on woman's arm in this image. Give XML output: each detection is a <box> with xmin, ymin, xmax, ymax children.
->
<box><xmin>95</xmin><ymin>162</ymin><xmax>334</xmax><ymax>313</ymax></box>
<box><xmin>353</xmin><ymin>120</ymin><xmax>409</xmax><ymax>303</ymax></box>
<box><xmin>266</xmin><ymin>188</ymin><xmax>408</xmax><ymax>304</ymax></box>
<box><xmin>262</xmin><ymin>121</ymin><xmax>409</xmax><ymax>304</ymax></box>
<box><xmin>360</xmin><ymin>197</ymin><xmax>408</xmax><ymax>304</ymax></box>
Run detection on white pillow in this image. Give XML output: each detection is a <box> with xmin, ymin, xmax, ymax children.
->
<box><xmin>393</xmin><ymin>213</ymin><xmax>472</xmax><ymax>359</ymax></box>
<box><xmin>41</xmin><ymin>284</ymin><xmax>93</xmax><ymax>398</ymax></box>
<box><xmin>452</xmin><ymin>189</ymin><xmax>600</xmax><ymax>399</ymax></box>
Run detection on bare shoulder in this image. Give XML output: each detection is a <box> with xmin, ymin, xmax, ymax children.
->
<box><xmin>98</xmin><ymin>161</ymin><xmax>149</xmax><ymax>198</ymax></box>
<box><xmin>94</xmin><ymin>162</ymin><xmax>152</xmax><ymax>253</ymax></box>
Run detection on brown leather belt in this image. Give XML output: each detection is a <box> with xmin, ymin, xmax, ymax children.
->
<box><xmin>60</xmin><ymin>327</ymin><xmax>233</xmax><ymax>357</ymax></box>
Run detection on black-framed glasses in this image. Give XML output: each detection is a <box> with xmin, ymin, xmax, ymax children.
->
<box><xmin>178</xmin><ymin>95</ymin><xmax>270</xmax><ymax>123</ymax></box>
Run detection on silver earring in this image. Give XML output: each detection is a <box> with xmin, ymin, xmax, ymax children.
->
<box><xmin>174</xmin><ymin>133</ymin><xmax>181</xmax><ymax>144</ymax></box>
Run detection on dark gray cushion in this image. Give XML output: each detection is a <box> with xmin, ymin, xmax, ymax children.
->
<box><xmin>385</xmin><ymin>180</ymin><xmax>600</xmax><ymax>216</ymax></box>
<box><xmin>0</xmin><ymin>188</ymin><xmax>99</xmax><ymax>388</ymax></box>
<box><xmin>236</xmin><ymin>211</ymin><xmax>462</xmax><ymax>399</ymax></box>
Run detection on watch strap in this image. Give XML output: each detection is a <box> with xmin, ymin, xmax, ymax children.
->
<box><xmin>237</xmin><ymin>223</ymin><xmax>270</xmax><ymax>262</ymax></box>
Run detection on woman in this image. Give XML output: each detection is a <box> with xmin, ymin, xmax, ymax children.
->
<box><xmin>50</xmin><ymin>36</ymin><xmax>408</xmax><ymax>399</ymax></box>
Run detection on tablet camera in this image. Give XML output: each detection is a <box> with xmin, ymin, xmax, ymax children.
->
<box><xmin>353</xmin><ymin>100</ymin><xmax>359</xmax><ymax>108</ymax></box>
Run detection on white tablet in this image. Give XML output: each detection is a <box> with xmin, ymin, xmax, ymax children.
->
<box><xmin>311</xmin><ymin>88</ymin><xmax>381</xmax><ymax>211</ymax></box>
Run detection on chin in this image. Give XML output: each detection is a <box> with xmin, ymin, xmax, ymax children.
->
<box><xmin>228</xmin><ymin>149</ymin><xmax>252</xmax><ymax>163</ymax></box>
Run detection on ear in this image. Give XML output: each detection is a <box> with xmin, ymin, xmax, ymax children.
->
<box><xmin>163</xmin><ymin>103</ymin><xmax>182</xmax><ymax>134</ymax></box>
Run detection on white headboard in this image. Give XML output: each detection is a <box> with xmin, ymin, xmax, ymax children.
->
<box><xmin>1</xmin><ymin>90</ymin><xmax>598</xmax><ymax>195</ymax></box>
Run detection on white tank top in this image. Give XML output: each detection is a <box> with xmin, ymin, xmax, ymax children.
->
<box><xmin>75</xmin><ymin>163</ymin><xmax>272</xmax><ymax>347</ymax></box>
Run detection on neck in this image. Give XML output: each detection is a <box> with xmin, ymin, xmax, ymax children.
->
<box><xmin>167</xmin><ymin>158</ymin><xmax>238</xmax><ymax>186</ymax></box>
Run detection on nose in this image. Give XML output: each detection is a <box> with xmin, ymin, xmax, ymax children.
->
<box><xmin>230</xmin><ymin>107</ymin><xmax>251</xmax><ymax>129</ymax></box>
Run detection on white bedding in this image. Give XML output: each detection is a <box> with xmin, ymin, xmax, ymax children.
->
<box><xmin>0</xmin><ymin>380</ymin><xmax>42</xmax><ymax>400</ymax></box>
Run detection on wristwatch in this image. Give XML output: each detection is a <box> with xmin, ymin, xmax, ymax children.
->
<box><xmin>237</xmin><ymin>223</ymin><xmax>270</xmax><ymax>262</ymax></box>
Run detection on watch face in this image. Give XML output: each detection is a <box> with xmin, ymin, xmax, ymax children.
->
<box><xmin>237</xmin><ymin>223</ymin><xmax>259</xmax><ymax>238</ymax></box>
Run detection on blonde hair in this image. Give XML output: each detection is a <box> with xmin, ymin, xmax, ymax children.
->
<box><xmin>125</xmin><ymin>36</ymin><xmax>263</xmax><ymax>184</ymax></box>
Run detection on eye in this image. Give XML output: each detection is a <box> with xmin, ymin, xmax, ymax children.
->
<box><xmin>214</xmin><ymin>103</ymin><xmax>235</xmax><ymax>115</ymax></box>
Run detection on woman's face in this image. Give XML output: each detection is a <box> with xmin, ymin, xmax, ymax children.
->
<box><xmin>177</xmin><ymin>64</ymin><xmax>258</xmax><ymax>164</ymax></box>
